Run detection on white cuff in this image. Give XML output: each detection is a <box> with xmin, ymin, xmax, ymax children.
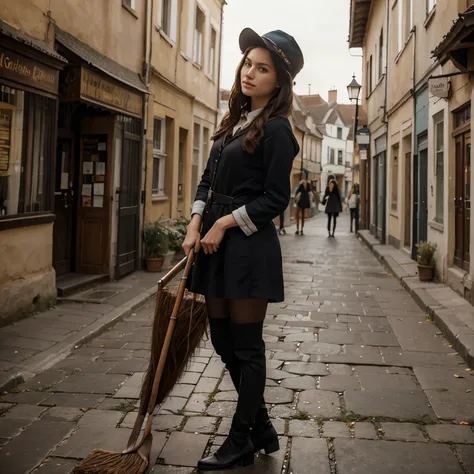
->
<box><xmin>232</xmin><ymin>205</ymin><xmax>258</xmax><ymax>236</ymax></box>
<box><xmin>191</xmin><ymin>200</ymin><xmax>206</xmax><ymax>217</ymax></box>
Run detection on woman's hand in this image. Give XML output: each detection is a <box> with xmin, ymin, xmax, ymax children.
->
<box><xmin>201</xmin><ymin>219</ymin><xmax>226</xmax><ymax>254</ymax></box>
<box><xmin>182</xmin><ymin>216</ymin><xmax>202</xmax><ymax>256</ymax></box>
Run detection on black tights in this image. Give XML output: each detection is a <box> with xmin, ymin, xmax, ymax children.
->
<box><xmin>327</xmin><ymin>213</ymin><xmax>337</xmax><ymax>234</ymax></box>
<box><xmin>206</xmin><ymin>297</ymin><xmax>268</xmax><ymax>432</ymax></box>
<box><xmin>296</xmin><ymin>208</ymin><xmax>305</xmax><ymax>231</ymax></box>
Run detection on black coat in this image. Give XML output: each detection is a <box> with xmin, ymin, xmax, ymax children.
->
<box><xmin>323</xmin><ymin>186</ymin><xmax>342</xmax><ymax>215</ymax></box>
<box><xmin>188</xmin><ymin>117</ymin><xmax>299</xmax><ymax>302</ymax></box>
<box><xmin>296</xmin><ymin>182</ymin><xmax>311</xmax><ymax>209</ymax></box>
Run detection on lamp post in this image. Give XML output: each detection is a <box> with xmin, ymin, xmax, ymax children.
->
<box><xmin>347</xmin><ymin>75</ymin><xmax>366</xmax><ymax>230</ymax></box>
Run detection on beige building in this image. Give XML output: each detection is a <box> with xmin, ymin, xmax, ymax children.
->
<box><xmin>350</xmin><ymin>0</ymin><xmax>474</xmax><ymax>302</ymax></box>
<box><xmin>0</xmin><ymin>0</ymin><xmax>224</xmax><ymax>323</ymax></box>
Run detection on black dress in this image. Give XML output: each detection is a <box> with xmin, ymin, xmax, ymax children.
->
<box><xmin>323</xmin><ymin>187</ymin><xmax>342</xmax><ymax>216</ymax></box>
<box><xmin>296</xmin><ymin>182</ymin><xmax>311</xmax><ymax>209</ymax></box>
<box><xmin>187</xmin><ymin>117</ymin><xmax>299</xmax><ymax>303</ymax></box>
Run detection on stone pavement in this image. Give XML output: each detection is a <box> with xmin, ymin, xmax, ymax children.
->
<box><xmin>0</xmin><ymin>270</ymin><xmax>170</xmax><ymax>392</ymax></box>
<box><xmin>0</xmin><ymin>213</ymin><xmax>473</xmax><ymax>474</ymax></box>
<box><xmin>358</xmin><ymin>230</ymin><xmax>474</xmax><ymax>368</ymax></box>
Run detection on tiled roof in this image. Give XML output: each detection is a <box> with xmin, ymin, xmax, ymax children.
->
<box><xmin>55</xmin><ymin>27</ymin><xmax>148</xmax><ymax>93</ymax></box>
<box><xmin>299</xmin><ymin>94</ymin><xmax>326</xmax><ymax>107</ymax></box>
<box><xmin>0</xmin><ymin>19</ymin><xmax>67</xmax><ymax>63</ymax></box>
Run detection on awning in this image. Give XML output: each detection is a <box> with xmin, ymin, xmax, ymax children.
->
<box><xmin>349</xmin><ymin>0</ymin><xmax>372</xmax><ymax>48</ymax></box>
<box><xmin>432</xmin><ymin>6</ymin><xmax>474</xmax><ymax>71</ymax></box>
<box><xmin>0</xmin><ymin>19</ymin><xmax>67</xmax><ymax>63</ymax></box>
<box><xmin>55</xmin><ymin>27</ymin><xmax>148</xmax><ymax>94</ymax></box>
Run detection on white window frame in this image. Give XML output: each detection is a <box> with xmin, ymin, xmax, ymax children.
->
<box><xmin>208</xmin><ymin>26</ymin><xmax>217</xmax><ymax>79</ymax></box>
<box><xmin>152</xmin><ymin>117</ymin><xmax>167</xmax><ymax>198</ymax></box>
<box><xmin>193</xmin><ymin>4</ymin><xmax>205</xmax><ymax>66</ymax></box>
<box><xmin>158</xmin><ymin>0</ymin><xmax>178</xmax><ymax>43</ymax></box>
<box><xmin>123</xmin><ymin>0</ymin><xmax>136</xmax><ymax>10</ymax></box>
<box><xmin>427</xmin><ymin>0</ymin><xmax>436</xmax><ymax>14</ymax></box>
<box><xmin>398</xmin><ymin>0</ymin><xmax>413</xmax><ymax>53</ymax></box>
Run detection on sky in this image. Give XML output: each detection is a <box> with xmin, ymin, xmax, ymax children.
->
<box><xmin>220</xmin><ymin>0</ymin><xmax>363</xmax><ymax>104</ymax></box>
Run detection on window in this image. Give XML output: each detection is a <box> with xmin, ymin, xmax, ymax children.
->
<box><xmin>208</xmin><ymin>28</ymin><xmax>217</xmax><ymax>79</ymax></box>
<box><xmin>379</xmin><ymin>29</ymin><xmax>384</xmax><ymax>79</ymax></box>
<box><xmin>337</xmin><ymin>127</ymin><xmax>342</xmax><ymax>139</ymax></box>
<box><xmin>368</xmin><ymin>55</ymin><xmax>373</xmax><ymax>94</ymax></box>
<box><xmin>192</xmin><ymin>123</ymin><xmax>200</xmax><ymax>203</ymax></box>
<box><xmin>330</xmin><ymin>148</ymin><xmax>335</xmax><ymax>165</ymax></box>
<box><xmin>427</xmin><ymin>0</ymin><xmax>436</xmax><ymax>14</ymax></box>
<box><xmin>123</xmin><ymin>0</ymin><xmax>136</xmax><ymax>10</ymax></box>
<box><xmin>337</xmin><ymin>150</ymin><xmax>343</xmax><ymax>165</ymax></box>
<box><xmin>193</xmin><ymin>6</ymin><xmax>205</xmax><ymax>65</ymax></box>
<box><xmin>398</xmin><ymin>0</ymin><xmax>412</xmax><ymax>52</ymax></box>
<box><xmin>178</xmin><ymin>128</ymin><xmax>187</xmax><ymax>199</ymax></box>
<box><xmin>152</xmin><ymin>118</ymin><xmax>166</xmax><ymax>196</ymax></box>
<box><xmin>391</xmin><ymin>145</ymin><xmax>399</xmax><ymax>212</ymax></box>
<box><xmin>434</xmin><ymin>112</ymin><xmax>444</xmax><ymax>223</ymax></box>
<box><xmin>160</xmin><ymin>0</ymin><xmax>178</xmax><ymax>42</ymax></box>
<box><xmin>0</xmin><ymin>87</ymin><xmax>55</xmax><ymax>217</ymax></box>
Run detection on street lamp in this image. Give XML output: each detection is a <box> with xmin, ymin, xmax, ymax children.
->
<box><xmin>347</xmin><ymin>75</ymin><xmax>362</xmax><ymax>102</ymax></box>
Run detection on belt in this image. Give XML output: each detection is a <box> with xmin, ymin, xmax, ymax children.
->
<box><xmin>210</xmin><ymin>191</ymin><xmax>259</xmax><ymax>207</ymax></box>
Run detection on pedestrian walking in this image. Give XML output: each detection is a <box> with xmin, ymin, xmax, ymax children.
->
<box><xmin>322</xmin><ymin>179</ymin><xmax>342</xmax><ymax>238</ymax></box>
<box><xmin>278</xmin><ymin>211</ymin><xmax>286</xmax><ymax>235</ymax></box>
<box><xmin>295</xmin><ymin>177</ymin><xmax>311</xmax><ymax>235</ymax></box>
<box><xmin>347</xmin><ymin>183</ymin><xmax>360</xmax><ymax>233</ymax></box>
<box><xmin>182</xmin><ymin>27</ymin><xmax>304</xmax><ymax>471</ymax></box>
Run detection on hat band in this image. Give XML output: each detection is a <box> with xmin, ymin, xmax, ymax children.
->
<box><xmin>262</xmin><ymin>36</ymin><xmax>292</xmax><ymax>69</ymax></box>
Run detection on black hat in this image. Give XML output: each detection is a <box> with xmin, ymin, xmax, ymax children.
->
<box><xmin>239</xmin><ymin>28</ymin><xmax>304</xmax><ymax>79</ymax></box>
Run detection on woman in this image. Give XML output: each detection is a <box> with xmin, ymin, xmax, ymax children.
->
<box><xmin>295</xmin><ymin>178</ymin><xmax>311</xmax><ymax>235</ymax></box>
<box><xmin>323</xmin><ymin>179</ymin><xmax>342</xmax><ymax>238</ymax></box>
<box><xmin>182</xmin><ymin>28</ymin><xmax>304</xmax><ymax>471</ymax></box>
<box><xmin>347</xmin><ymin>183</ymin><xmax>360</xmax><ymax>233</ymax></box>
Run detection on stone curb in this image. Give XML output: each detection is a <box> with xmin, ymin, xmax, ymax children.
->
<box><xmin>0</xmin><ymin>285</ymin><xmax>157</xmax><ymax>393</ymax></box>
<box><xmin>357</xmin><ymin>230</ymin><xmax>474</xmax><ymax>369</ymax></box>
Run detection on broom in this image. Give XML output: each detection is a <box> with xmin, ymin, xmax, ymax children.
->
<box><xmin>72</xmin><ymin>247</ymin><xmax>208</xmax><ymax>474</ymax></box>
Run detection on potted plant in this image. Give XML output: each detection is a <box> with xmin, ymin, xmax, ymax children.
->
<box><xmin>416</xmin><ymin>241</ymin><xmax>437</xmax><ymax>281</ymax></box>
<box><xmin>143</xmin><ymin>221</ymin><xmax>169</xmax><ymax>272</ymax></box>
<box><xmin>170</xmin><ymin>217</ymin><xmax>191</xmax><ymax>258</ymax></box>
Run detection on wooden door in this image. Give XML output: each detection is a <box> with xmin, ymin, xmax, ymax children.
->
<box><xmin>418</xmin><ymin>147</ymin><xmax>428</xmax><ymax>243</ymax></box>
<box><xmin>404</xmin><ymin>152</ymin><xmax>411</xmax><ymax>248</ymax></box>
<box><xmin>454</xmin><ymin>132</ymin><xmax>471</xmax><ymax>271</ymax></box>
<box><xmin>53</xmin><ymin>139</ymin><xmax>75</xmax><ymax>276</ymax></box>
<box><xmin>76</xmin><ymin>134</ymin><xmax>109</xmax><ymax>274</ymax></box>
<box><xmin>116</xmin><ymin>119</ymin><xmax>141</xmax><ymax>278</ymax></box>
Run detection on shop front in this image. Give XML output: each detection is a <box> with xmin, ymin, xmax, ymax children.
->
<box><xmin>53</xmin><ymin>29</ymin><xmax>148</xmax><ymax>292</ymax></box>
<box><xmin>0</xmin><ymin>21</ymin><xmax>67</xmax><ymax>323</ymax></box>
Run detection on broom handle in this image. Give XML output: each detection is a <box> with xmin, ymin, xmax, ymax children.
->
<box><xmin>125</xmin><ymin>248</ymin><xmax>197</xmax><ymax>453</ymax></box>
<box><xmin>158</xmin><ymin>255</ymin><xmax>187</xmax><ymax>289</ymax></box>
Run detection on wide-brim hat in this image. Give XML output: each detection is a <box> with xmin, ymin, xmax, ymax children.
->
<box><xmin>239</xmin><ymin>28</ymin><xmax>304</xmax><ymax>79</ymax></box>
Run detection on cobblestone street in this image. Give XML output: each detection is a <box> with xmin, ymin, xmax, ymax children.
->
<box><xmin>1</xmin><ymin>213</ymin><xmax>474</xmax><ymax>474</ymax></box>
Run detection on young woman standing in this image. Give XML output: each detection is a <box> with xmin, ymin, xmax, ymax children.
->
<box><xmin>295</xmin><ymin>177</ymin><xmax>311</xmax><ymax>235</ymax></box>
<box><xmin>323</xmin><ymin>179</ymin><xmax>342</xmax><ymax>237</ymax></box>
<box><xmin>182</xmin><ymin>28</ymin><xmax>304</xmax><ymax>471</ymax></box>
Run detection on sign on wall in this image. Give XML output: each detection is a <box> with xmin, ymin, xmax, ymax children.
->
<box><xmin>429</xmin><ymin>77</ymin><xmax>450</xmax><ymax>99</ymax></box>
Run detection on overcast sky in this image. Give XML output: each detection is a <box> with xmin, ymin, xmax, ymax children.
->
<box><xmin>220</xmin><ymin>0</ymin><xmax>362</xmax><ymax>104</ymax></box>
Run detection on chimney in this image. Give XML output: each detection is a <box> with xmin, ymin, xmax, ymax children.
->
<box><xmin>328</xmin><ymin>89</ymin><xmax>337</xmax><ymax>104</ymax></box>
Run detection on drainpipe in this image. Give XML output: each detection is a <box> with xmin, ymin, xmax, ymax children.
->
<box><xmin>410</xmin><ymin>25</ymin><xmax>417</xmax><ymax>260</ymax></box>
<box><xmin>215</xmin><ymin>2</ymin><xmax>225</xmax><ymax>129</ymax></box>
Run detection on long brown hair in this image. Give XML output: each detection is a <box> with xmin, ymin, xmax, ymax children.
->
<box><xmin>213</xmin><ymin>47</ymin><xmax>294</xmax><ymax>152</ymax></box>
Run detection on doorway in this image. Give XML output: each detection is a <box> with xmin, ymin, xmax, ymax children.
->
<box><xmin>404</xmin><ymin>152</ymin><xmax>411</xmax><ymax>248</ymax></box>
<box><xmin>454</xmin><ymin>132</ymin><xmax>471</xmax><ymax>271</ymax></box>
<box><xmin>418</xmin><ymin>135</ymin><xmax>428</xmax><ymax>243</ymax></box>
<box><xmin>374</xmin><ymin>151</ymin><xmax>386</xmax><ymax>242</ymax></box>
<box><xmin>53</xmin><ymin>138</ymin><xmax>76</xmax><ymax>276</ymax></box>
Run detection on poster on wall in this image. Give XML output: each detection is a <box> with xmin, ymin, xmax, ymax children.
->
<box><xmin>93</xmin><ymin>183</ymin><xmax>104</xmax><ymax>196</ymax></box>
<box><xmin>95</xmin><ymin>162</ymin><xmax>105</xmax><ymax>175</ymax></box>
<box><xmin>83</xmin><ymin>162</ymin><xmax>93</xmax><ymax>175</ymax></box>
<box><xmin>82</xmin><ymin>184</ymin><xmax>92</xmax><ymax>196</ymax></box>
<box><xmin>82</xmin><ymin>196</ymin><xmax>92</xmax><ymax>207</ymax></box>
<box><xmin>93</xmin><ymin>195</ymin><xmax>104</xmax><ymax>208</ymax></box>
<box><xmin>0</xmin><ymin>108</ymin><xmax>12</xmax><ymax>173</ymax></box>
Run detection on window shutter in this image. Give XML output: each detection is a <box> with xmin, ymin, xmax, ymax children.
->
<box><xmin>186</xmin><ymin>0</ymin><xmax>195</xmax><ymax>58</ymax></box>
<box><xmin>170</xmin><ymin>0</ymin><xmax>178</xmax><ymax>43</ymax></box>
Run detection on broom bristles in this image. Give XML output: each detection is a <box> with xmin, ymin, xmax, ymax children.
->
<box><xmin>72</xmin><ymin>449</ymin><xmax>148</xmax><ymax>474</ymax></box>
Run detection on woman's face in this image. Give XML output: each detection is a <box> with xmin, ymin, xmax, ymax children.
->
<box><xmin>240</xmin><ymin>48</ymin><xmax>278</xmax><ymax>102</ymax></box>
<box><xmin>329</xmin><ymin>181</ymin><xmax>335</xmax><ymax>192</ymax></box>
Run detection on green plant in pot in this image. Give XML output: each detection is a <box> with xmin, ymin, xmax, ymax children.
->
<box><xmin>169</xmin><ymin>217</ymin><xmax>190</xmax><ymax>255</ymax></box>
<box><xmin>416</xmin><ymin>241</ymin><xmax>437</xmax><ymax>282</ymax></box>
<box><xmin>143</xmin><ymin>221</ymin><xmax>169</xmax><ymax>272</ymax></box>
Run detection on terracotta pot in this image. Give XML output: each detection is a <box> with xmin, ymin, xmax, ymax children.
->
<box><xmin>146</xmin><ymin>257</ymin><xmax>164</xmax><ymax>272</ymax></box>
<box><xmin>417</xmin><ymin>264</ymin><xmax>434</xmax><ymax>282</ymax></box>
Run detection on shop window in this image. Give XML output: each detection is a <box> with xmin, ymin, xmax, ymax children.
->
<box><xmin>193</xmin><ymin>6</ymin><xmax>205</xmax><ymax>66</ymax></box>
<box><xmin>152</xmin><ymin>117</ymin><xmax>166</xmax><ymax>197</ymax></box>
<box><xmin>0</xmin><ymin>87</ymin><xmax>55</xmax><ymax>217</ymax></box>
<box><xmin>391</xmin><ymin>145</ymin><xmax>399</xmax><ymax>212</ymax></box>
<box><xmin>434</xmin><ymin>112</ymin><xmax>444</xmax><ymax>223</ymax></box>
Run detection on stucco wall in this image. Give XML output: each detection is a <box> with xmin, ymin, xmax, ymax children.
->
<box><xmin>0</xmin><ymin>223</ymin><xmax>56</xmax><ymax>325</ymax></box>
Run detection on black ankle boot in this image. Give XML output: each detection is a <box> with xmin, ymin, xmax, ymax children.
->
<box><xmin>251</xmin><ymin>405</ymin><xmax>279</xmax><ymax>454</ymax></box>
